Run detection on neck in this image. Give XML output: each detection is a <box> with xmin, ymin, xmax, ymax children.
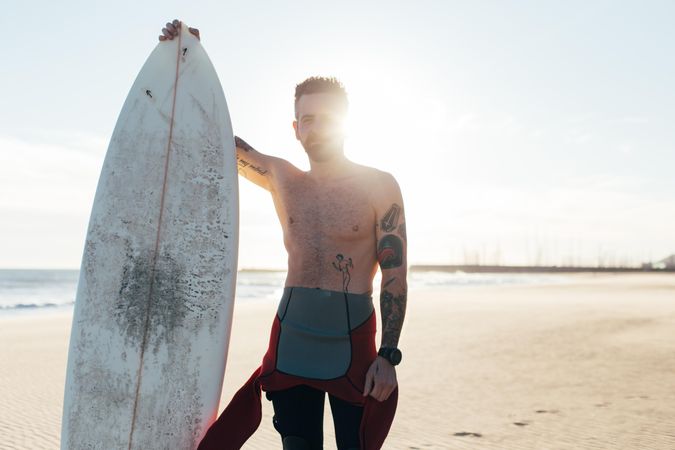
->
<box><xmin>307</xmin><ymin>153</ymin><xmax>351</xmax><ymax>180</ymax></box>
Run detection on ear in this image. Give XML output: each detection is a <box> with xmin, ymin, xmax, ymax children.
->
<box><xmin>293</xmin><ymin>120</ymin><xmax>300</xmax><ymax>140</ymax></box>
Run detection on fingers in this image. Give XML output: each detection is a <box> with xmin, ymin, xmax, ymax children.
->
<box><xmin>366</xmin><ymin>361</ymin><xmax>397</xmax><ymax>402</ymax></box>
<box><xmin>370</xmin><ymin>382</ymin><xmax>384</xmax><ymax>401</ymax></box>
<box><xmin>362</xmin><ymin>365</ymin><xmax>376</xmax><ymax>397</ymax></box>
<box><xmin>167</xmin><ymin>20</ymin><xmax>180</xmax><ymax>34</ymax></box>
<box><xmin>379</xmin><ymin>383</ymin><xmax>395</xmax><ymax>402</ymax></box>
<box><xmin>159</xmin><ymin>19</ymin><xmax>200</xmax><ymax>42</ymax></box>
<box><xmin>372</xmin><ymin>380</ymin><xmax>395</xmax><ymax>402</ymax></box>
<box><xmin>161</xmin><ymin>28</ymin><xmax>173</xmax><ymax>40</ymax></box>
<box><xmin>159</xmin><ymin>19</ymin><xmax>181</xmax><ymax>41</ymax></box>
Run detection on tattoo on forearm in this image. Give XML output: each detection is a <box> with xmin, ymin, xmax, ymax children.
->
<box><xmin>380</xmin><ymin>203</ymin><xmax>401</xmax><ymax>232</ymax></box>
<box><xmin>380</xmin><ymin>289</ymin><xmax>407</xmax><ymax>348</ymax></box>
<box><xmin>383</xmin><ymin>277</ymin><xmax>397</xmax><ymax>288</ymax></box>
<box><xmin>234</xmin><ymin>136</ymin><xmax>255</xmax><ymax>152</ymax></box>
<box><xmin>332</xmin><ymin>253</ymin><xmax>354</xmax><ymax>292</ymax></box>
<box><xmin>234</xmin><ymin>137</ymin><xmax>269</xmax><ymax>176</ymax></box>
<box><xmin>237</xmin><ymin>157</ymin><xmax>268</xmax><ymax>176</ymax></box>
<box><xmin>377</xmin><ymin>234</ymin><xmax>403</xmax><ymax>269</ymax></box>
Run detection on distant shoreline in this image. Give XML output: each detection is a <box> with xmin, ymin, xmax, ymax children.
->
<box><xmin>410</xmin><ymin>264</ymin><xmax>675</xmax><ymax>274</ymax></box>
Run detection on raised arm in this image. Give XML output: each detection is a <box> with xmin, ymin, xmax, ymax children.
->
<box><xmin>158</xmin><ymin>21</ymin><xmax>287</xmax><ymax>192</ymax></box>
<box><xmin>235</xmin><ymin>136</ymin><xmax>286</xmax><ymax>191</ymax></box>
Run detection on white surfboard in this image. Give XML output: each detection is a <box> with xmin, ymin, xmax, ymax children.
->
<box><xmin>61</xmin><ymin>24</ymin><xmax>238</xmax><ymax>449</ymax></box>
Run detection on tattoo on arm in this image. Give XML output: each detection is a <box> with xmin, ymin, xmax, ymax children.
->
<box><xmin>380</xmin><ymin>203</ymin><xmax>401</xmax><ymax>232</ymax></box>
<box><xmin>398</xmin><ymin>222</ymin><xmax>406</xmax><ymax>241</ymax></box>
<box><xmin>237</xmin><ymin>157</ymin><xmax>268</xmax><ymax>176</ymax></box>
<box><xmin>383</xmin><ymin>277</ymin><xmax>397</xmax><ymax>288</ymax></box>
<box><xmin>332</xmin><ymin>253</ymin><xmax>354</xmax><ymax>292</ymax></box>
<box><xmin>380</xmin><ymin>289</ymin><xmax>407</xmax><ymax>348</ymax></box>
<box><xmin>377</xmin><ymin>234</ymin><xmax>403</xmax><ymax>269</ymax></box>
<box><xmin>234</xmin><ymin>136</ymin><xmax>255</xmax><ymax>152</ymax></box>
<box><xmin>235</xmin><ymin>136</ymin><xmax>269</xmax><ymax>177</ymax></box>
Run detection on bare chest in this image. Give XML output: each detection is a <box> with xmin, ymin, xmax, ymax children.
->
<box><xmin>274</xmin><ymin>177</ymin><xmax>375</xmax><ymax>243</ymax></box>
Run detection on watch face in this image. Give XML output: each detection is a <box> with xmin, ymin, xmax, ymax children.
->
<box><xmin>390</xmin><ymin>348</ymin><xmax>402</xmax><ymax>365</ymax></box>
<box><xmin>379</xmin><ymin>347</ymin><xmax>403</xmax><ymax>365</ymax></box>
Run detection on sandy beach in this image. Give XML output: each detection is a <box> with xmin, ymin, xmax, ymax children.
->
<box><xmin>2</xmin><ymin>273</ymin><xmax>674</xmax><ymax>449</ymax></box>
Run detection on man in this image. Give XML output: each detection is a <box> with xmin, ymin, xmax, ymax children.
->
<box><xmin>160</xmin><ymin>20</ymin><xmax>408</xmax><ymax>450</ymax></box>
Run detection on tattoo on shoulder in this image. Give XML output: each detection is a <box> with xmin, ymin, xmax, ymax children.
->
<box><xmin>332</xmin><ymin>253</ymin><xmax>354</xmax><ymax>292</ymax></box>
<box><xmin>377</xmin><ymin>234</ymin><xmax>403</xmax><ymax>269</ymax></box>
<box><xmin>380</xmin><ymin>203</ymin><xmax>401</xmax><ymax>232</ymax></box>
<box><xmin>380</xmin><ymin>288</ymin><xmax>407</xmax><ymax>348</ymax></box>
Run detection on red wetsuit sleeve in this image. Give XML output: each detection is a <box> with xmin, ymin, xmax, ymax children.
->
<box><xmin>360</xmin><ymin>387</ymin><xmax>398</xmax><ymax>450</ymax></box>
<box><xmin>197</xmin><ymin>366</ymin><xmax>264</xmax><ymax>450</ymax></box>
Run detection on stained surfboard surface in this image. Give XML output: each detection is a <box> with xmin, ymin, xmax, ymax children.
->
<box><xmin>61</xmin><ymin>24</ymin><xmax>238</xmax><ymax>449</ymax></box>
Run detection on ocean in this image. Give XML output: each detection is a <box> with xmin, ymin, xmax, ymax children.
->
<box><xmin>0</xmin><ymin>269</ymin><xmax>573</xmax><ymax>316</ymax></box>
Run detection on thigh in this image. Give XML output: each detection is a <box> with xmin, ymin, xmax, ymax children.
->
<box><xmin>266</xmin><ymin>384</ymin><xmax>325</xmax><ymax>447</ymax></box>
<box><xmin>328</xmin><ymin>394</ymin><xmax>364</xmax><ymax>450</ymax></box>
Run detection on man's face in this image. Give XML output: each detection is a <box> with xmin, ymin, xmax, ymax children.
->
<box><xmin>293</xmin><ymin>93</ymin><xmax>347</xmax><ymax>163</ymax></box>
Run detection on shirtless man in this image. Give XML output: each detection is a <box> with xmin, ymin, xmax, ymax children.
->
<box><xmin>160</xmin><ymin>20</ymin><xmax>407</xmax><ymax>450</ymax></box>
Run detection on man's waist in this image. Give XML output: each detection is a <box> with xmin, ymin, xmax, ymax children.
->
<box><xmin>277</xmin><ymin>286</ymin><xmax>374</xmax><ymax>333</ymax></box>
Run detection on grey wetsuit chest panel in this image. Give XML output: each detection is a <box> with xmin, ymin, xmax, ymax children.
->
<box><xmin>275</xmin><ymin>287</ymin><xmax>374</xmax><ymax>380</ymax></box>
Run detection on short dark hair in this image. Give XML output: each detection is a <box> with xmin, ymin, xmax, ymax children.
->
<box><xmin>294</xmin><ymin>76</ymin><xmax>349</xmax><ymax>119</ymax></box>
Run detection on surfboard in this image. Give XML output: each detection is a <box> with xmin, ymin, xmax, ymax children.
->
<box><xmin>61</xmin><ymin>24</ymin><xmax>238</xmax><ymax>449</ymax></box>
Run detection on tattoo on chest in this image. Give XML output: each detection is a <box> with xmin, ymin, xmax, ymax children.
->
<box><xmin>332</xmin><ymin>253</ymin><xmax>354</xmax><ymax>292</ymax></box>
<box><xmin>380</xmin><ymin>203</ymin><xmax>401</xmax><ymax>232</ymax></box>
<box><xmin>377</xmin><ymin>235</ymin><xmax>403</xmax><ymax>269</ymax></box>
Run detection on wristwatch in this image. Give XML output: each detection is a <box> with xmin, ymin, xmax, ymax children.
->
<box><xmin>378</xmin><ymin>347</ymin><xmax>402</xmax><ymax>366</ymax></box>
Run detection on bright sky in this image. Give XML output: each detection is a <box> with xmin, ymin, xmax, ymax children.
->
<box><xmin>2</xmin><ymin>1</ymin><xmax>674</xmax><ymax>269</ymax></box>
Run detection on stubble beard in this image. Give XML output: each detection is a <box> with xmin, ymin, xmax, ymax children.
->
<box><xmin>301</xmin><ymin>138</ymin><xmax>344</xmax><ymax>163</ymax></box>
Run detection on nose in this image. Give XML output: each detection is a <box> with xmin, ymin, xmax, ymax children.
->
<box><xmin>315</xmin><ymin>116</ymin><xmax>342</xmax><ymax>136</ymax></box>
<box><xmin>313</xmin><ymin>117</ymin><xmax>330</xmax><ymax>133</ymax></box>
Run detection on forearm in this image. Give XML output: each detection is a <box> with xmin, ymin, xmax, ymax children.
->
<box><xmin>234</xmin><ymin>136</ymin><xmax>271</xmax><ymax>189</ymax></box>
<box><xmin>379</xmin><ymin>273</ymin><xmax>407</xmax><ymax>348</ymax></box>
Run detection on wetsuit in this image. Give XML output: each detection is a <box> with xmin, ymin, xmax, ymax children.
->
<box><xmin>198</xmin><ymin>287</ymin><xmax>398</xmax><ymax>450</ymax></box>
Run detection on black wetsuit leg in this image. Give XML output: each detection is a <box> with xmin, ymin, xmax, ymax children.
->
<box><xmin>266</xmin><ymin>384</ymin><xmax>325</xmax><ymax>449</ymax></box>
<box><xmin>266</xmin><ymin>385</ymin><xmax>365</xmax><ymax>450</ymax></box>
<box><xmin>328</xmin><ymin>393</ymin><xmax>364</xmax><ymax>450</ymax></box>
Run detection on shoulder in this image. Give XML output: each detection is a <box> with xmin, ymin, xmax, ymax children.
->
<box><xmin>351</xmin><ymin>165</ymin><xmax>403</xmax><ymax>211</ymax></box>
<box><xmin>267</xmin><ymin>156</ymin><xmax>303</xmax><ymax>181</ymax></box>
<box><xmin>361</xmin><ymin>167</ymin><xmax>402</xmax><ymax>200</ymax></box>
<box><xmin>351</xmin><ymin>164</ymin><xmax>400</xmax><ymax>191</ymax></box>
<box><xmin>269</xmin><ymin>155</ymin><xmax>300</xmax><ymax>172</ymax></box>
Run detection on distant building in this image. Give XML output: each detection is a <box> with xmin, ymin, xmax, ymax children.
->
<box><xmin>658</xmin><ymin>254</ymin><xmax>675</xmax><ymax>269</ymax></box>
<box><xmin>640</xmin><ymin>254</ymin><xmax>675</xmax><ymax>270</ymax></box>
